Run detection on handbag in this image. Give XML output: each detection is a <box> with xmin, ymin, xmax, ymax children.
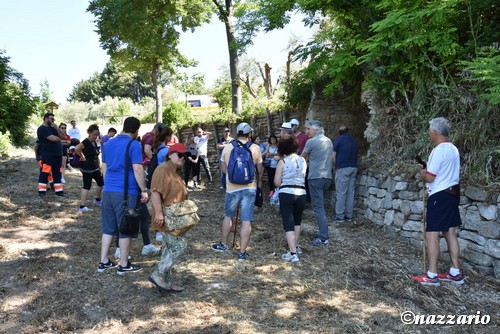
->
<box><xmin>163</xmin><ymin>200</ymin><xmax>200</xmax><ymax>237</ymax></box>
<box><xmin>270</xmin><ymin>188</ymin><xmax>280</xmax><ymax>208</ymax></box>
<box><xmin>119</xmin><ymin>139</ymin><xmax>142</xmax><ymax>235</ymax></box>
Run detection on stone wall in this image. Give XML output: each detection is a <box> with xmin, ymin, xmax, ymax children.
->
<box><xmin>355</xmin><ymin>169</ymin><xmax>500</xmax><ymax>278</ymax></box>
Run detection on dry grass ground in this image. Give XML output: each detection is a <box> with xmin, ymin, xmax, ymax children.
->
<box><xmin>0</xmin><ymin>152</ymin><xmax>499</xmax><ymax>333</ymax></box>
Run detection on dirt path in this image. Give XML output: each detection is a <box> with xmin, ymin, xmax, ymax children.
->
<box><xmin>0</xmin><ymin>153</ymin><xmax>498</xmax><ymax>333</ymax></box>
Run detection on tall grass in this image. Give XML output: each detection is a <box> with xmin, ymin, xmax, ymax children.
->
<box><xmin>363</xmin><ymin>78</ymin><xmax>499</xmax><ymax>185</ymax></box>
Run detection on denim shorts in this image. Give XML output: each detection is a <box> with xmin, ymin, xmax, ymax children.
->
<box><xmin>102</xmin><ymin>191</ymin><xmax>140</xmax><ymax>238</ymax></box>
<box><xmin>224</xmin><ymin>188</ymin><xmax>256</xmax><ymax>222</ymax></box>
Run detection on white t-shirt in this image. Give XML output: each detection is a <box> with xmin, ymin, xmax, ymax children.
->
<box><xmin>425</xmin><ymin>142</ymin><xmax>460</xmax><ymax>196</ymax></box>
<box><xmin>194</xmin><ymin>134</ymin><xmax>209</xmax><ymax>156</ymax></box>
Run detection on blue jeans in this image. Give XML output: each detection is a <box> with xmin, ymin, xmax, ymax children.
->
<box><xmin>334</xmin><ymin>167</ymin><xmax>357</xmax><ymax>219</ymax></box>
<box><xmin>308</xmin><ymin>178</ymin><xmax>332</xmax><ymax>241</ymax></box>
<box><xmin>224</xmin><ymin>188</ymin><xmax>257</xmax><ymax>222</ymax></box>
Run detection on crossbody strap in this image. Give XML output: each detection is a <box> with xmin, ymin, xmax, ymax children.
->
<box><xmin>123</xmin><ymin>139</ymin><xmax>134</xmax><ymax>207</ymax></box>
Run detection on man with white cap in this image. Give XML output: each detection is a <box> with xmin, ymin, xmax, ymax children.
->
<box><xmin>290</xmin><ymin>118</ymin><xmax>308</xmax><ymax>155</ymax></box>
<box><xmin>212</xmin><ymin>122</ymin><xmax>263</xmax><ymax>261</ymax></box>
<box><xmin>280</xmin><ymin>122</ymin><xmax>294</xmax><ymax>140</ymax></box>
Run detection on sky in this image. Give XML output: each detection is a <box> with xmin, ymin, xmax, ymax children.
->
<box><xmin>0</xmin><ymin>1</ymin><xmax>315</xmax><ymax>103</ymax></box>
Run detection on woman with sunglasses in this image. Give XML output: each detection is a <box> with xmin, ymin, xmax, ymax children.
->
<box><xmin>149</xmin><ymin>143</ymin><xmax>189</xmax><ymax>292</ymax></box>
<box><xmin>59</xmin><ymin>123</ymin><xmax>71</xmax><ymax>182</ymax></box>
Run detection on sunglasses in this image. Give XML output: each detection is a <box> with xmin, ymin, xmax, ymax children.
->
<box><xmin>60</xmin><ymin>127</ymin><xmax>66</xmax><ymax>129</ymax></box>
<box><xmin>174</xmin><ymin>152</ymin><xmax>186</xmax><ymax>159</ymax></box>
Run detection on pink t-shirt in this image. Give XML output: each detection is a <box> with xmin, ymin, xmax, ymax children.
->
<box><xmin>141</xmin><ymin>132</ymin><xmax>154</xmax><ymax>165</ymax></box>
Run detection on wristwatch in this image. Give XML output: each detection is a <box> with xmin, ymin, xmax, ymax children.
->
<box><xmin>141</xmin><ymin>189</ymin><xmax>148</xmax><ymax>193</ymax></box>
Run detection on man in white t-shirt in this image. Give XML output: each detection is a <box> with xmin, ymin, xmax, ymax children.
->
<box><xmin>194</xmin><ymin>127</ymin><xmax>213</xmax><ymax>184</ymax></box>
<box><xmin>413</xmin><ymin>117</ymin><xmax>463</xmax><ymax>286</ymax></box>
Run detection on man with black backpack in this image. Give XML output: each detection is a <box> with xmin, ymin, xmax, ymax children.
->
<box><xmin>211</xmin><ymin>123</ymin><xmax>263</xmax><ymax>261</ymax></box>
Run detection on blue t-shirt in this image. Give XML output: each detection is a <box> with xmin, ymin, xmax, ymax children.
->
<box><xmin>333</xmin><ymin>134</ymin><xmax>358</xmax><ymax>169</ymax></box>
<box><xmin>102</xmin><ymin>134</ymin><xmax>143</xmax><ymax>195</ymax></box>
<box><xmin>37</xmin><ymin>125</ymin><xmax>63</xmax><ymax>158</ymax></box>
<box><xmin>157</xmin><ymin>144</ymin><xmax>169</xmax><ymax>164</ymax></box>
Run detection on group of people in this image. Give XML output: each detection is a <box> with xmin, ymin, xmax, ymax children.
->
<box><xmin>210</xmin><ymin>118</ymin><xmax>360</xmax><ymax>262</ymax></box>
<box><xmin>36</xmin><ymin>113</ymin><xmax>464</xmax><ymax>290</ymax></box>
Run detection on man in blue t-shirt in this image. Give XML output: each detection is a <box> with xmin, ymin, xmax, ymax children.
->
<box><xmin>98</xmin><ymin>117</ymin><xmax>149</xmax><ymax>275</ymax></box>
<box><xmin>332</xmin><ymin>125</ymin><xmax>358</xmax><ymax>222</ymax></box>
<box><xmin>36</xmin><ymin>113</ymin><xmax>66</xmax><ymax>197</ymax></box>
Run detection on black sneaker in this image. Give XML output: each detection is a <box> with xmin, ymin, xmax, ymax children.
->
<box><xmin>117</xmin><ymin>262</ymin><xmax>142</xmax><ymax>275</ymax></box>
<box><xmin>97</xmin><ymin>259</ymin><xmax>117</xmax><ymax>272</ymax></box>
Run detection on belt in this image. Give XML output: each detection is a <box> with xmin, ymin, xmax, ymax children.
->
<box><xmin>443</xmin><ymin>184</ymin><xmax>460</xmax><ymax>197</ymax></box>
<box><xmin>280</xmin><ymin>185</ymin><xmax>306</xmax><ymax>190</ymax></box>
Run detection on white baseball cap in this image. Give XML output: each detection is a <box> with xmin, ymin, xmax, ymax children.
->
<box><xmin>236</xmin><ymin>122</ymin><xmax>253</xmax><ymax>135</ymax></box>
<box><xmin>290</xmin><ymin>119</ymin><xmax>299</xmax><ymax>126</ymax></box>
<box><xmin>280</xmin><ymin>122</ymin><xmax>292</xmax><ymax>130</ymax></box>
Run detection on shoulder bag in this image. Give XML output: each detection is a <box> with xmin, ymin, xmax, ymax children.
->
<box><xmin>119</xmin><ymin>139</ymin><xmax>142</xmax><ymax>235</ymax></box>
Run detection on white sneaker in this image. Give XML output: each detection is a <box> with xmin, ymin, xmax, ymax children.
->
<box><xmin>61</xmin><ymin>178</ymin><xmax>66</xmax><ymax>184</ymax></box>
<box><xmin>141</xmin><ymin>243</ymin><xmax>160</xmax><ymax>256</ymax></box>
<box><xmin>281</xmin><ymin>251</ymin><xmax>299</xmax><ymax>263</ymax></box>
<box><xmin>114</xmin><ymin>248</ymin><xmax>132</xmax><ymax>260</ymax></box>
<box><xmin>78</xmin><ymin>206</ymin><xmax>93</xmax><ymax>212</ymax></box>
<box><xmin>155</xmin><ymin>232</ymin><xmax>163</xmax><ymax>242</ymax></box>
<box><xmin>93</xmin><ymin>199</ymin><xmax>102</xmax><ymax>207</ymax></box>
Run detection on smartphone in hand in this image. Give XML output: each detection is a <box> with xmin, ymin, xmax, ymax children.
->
<box><xmin>415</xmin><ymin>155</ymin><xmax>427</xmax><ymax>169</ymax></box>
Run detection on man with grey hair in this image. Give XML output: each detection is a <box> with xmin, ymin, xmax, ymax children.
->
<box><xmin>301</xmin><ymin>120</ymin><xmax>333</xmax><ymax>246</ymax></box>
<box><xmin>413</xmin><ymin>117</ymin><xmax>463</xmax><ymax>286</ymax></box>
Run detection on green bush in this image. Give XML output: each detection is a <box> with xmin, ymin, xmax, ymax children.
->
<box><xmin>0</xmin><ymin>131</ymin><xmax>13</xmax><ymax>157</ymax></box>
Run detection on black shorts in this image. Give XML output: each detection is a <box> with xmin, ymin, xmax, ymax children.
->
<box><xmin>81</xmin><ymin>170</ymin><xmax>104</xmax><ymax>190</ymax></box>
<box><xmin>426</xmin><ymin>190</ymin><xmax>461</xmax><ymax>232</ymax></box>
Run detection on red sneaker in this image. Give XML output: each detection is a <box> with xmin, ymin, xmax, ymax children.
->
<box><xmin>437</xmin><ymin>271</ymin><xmax>464</xmax><ymax>285</ymax></box>
<box><xmin>412</xmin><ymin>273</ymin><xmax>440</xmax><ymax>286</ymax></box>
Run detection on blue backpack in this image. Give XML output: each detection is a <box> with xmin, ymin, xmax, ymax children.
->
<box><xmin>227</xmin><ymin>140</ymin><xmax>255</xmax><ymax>184</ymax></box>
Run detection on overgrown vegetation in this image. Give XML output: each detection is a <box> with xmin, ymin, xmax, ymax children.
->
<box><xmin>266</xmin><ymin>0</ymin><xmax>499</xmax><ymax>183</ymax></box>
<box><xmin>0</xmin><ymin>50</ymin><xmax>39</xmax><ymax>150</ymax></box>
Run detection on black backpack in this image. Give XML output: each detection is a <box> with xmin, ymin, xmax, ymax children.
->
<box><xmin>145</xmin><ymin>146</ymin><xmax>168</xmax><ymax>189</ymax></box>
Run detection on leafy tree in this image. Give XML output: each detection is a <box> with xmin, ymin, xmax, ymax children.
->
<box><xmin>39</xmin><ymin>79</ymin><xmax>53</xmax><ymax>103</ymax></box>
<box><xmin>174</xmin><ymin>72</ymin><xmax>207</xmax><ymax>99</ymax></box>
<box><xmin>69</xmin><ymin>61</ymin><xmax>154</xmax><ymax>103</ymax></box>
<box><xmin>69</xmin><ymin>73</ymin><xmax>102</xmax><ymax>103</ymax></box>
<box><xmin>88</xmin><ymin>0</ymin><xmax>212</xmax><ymax>122</ymax></box>
<box><xmin>461</xmin><ymin>46</ymin><xmax>500</xmax><ymax>105</ymax></box>
<box><xmin>0</xmin><ymin>50</ymin><xmax>37</xmax><ymax>143</ymax></box>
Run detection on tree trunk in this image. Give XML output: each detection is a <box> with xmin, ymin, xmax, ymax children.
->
<box><xmin>242</xmin><ymin>73</ymin><xmax>258</xmax><ymax>98</ymax></box>
<box><xmin>214</xmin><ymin>0</ymin><xmax>242</xmax><ymax>115</ymax></box>
<box><xmin>264</xmin><ymin>63</ymin><xmax>272</xmax><ymax>99</ymax></box>
<box><xmin>226</xmin><ymin>26</ymin><xmax>242</xmax><ymax>115</ymax></box>
<box><xmin>265</xmin><ymin>107</ymin><xmax>271</xmax><ymax>137</ymax></box>
<box><xmin>151</xmin><ymin>63</ymin><xmax>162</xmax><ymax>122</ymax></box>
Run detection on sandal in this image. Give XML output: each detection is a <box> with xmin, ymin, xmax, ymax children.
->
<box><xmin>149</xmin><ymin>277</ymin><xmax>183</xmax><ymax>293</ymax></box>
